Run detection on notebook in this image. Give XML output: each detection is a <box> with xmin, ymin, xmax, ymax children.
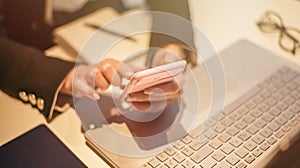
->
<box><xmin>0</xmin><ymin>125</ymin><xmax>87</xmax><ymax>168</ymax></box>
<box><xmin>75</xmin><ymin>39</ymin><xmax>300</xmax><ymax>167</ymax></box>
<box><xmin>53</xmin><ymin>7</ymin><xmax>151</xmax><ymax>64</ymax></box>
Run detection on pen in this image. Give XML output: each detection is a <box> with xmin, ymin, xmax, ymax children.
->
<box><xmin>85</xmin><ymin>23</ymin><xmax>137</xmax><ymax>42</ymax></box>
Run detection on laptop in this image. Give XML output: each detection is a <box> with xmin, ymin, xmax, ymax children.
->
<box><xmin>75</xmin><ymin>39</ymin><xmax>300</xmax><ymax>167</ymax></box>
<box><xmin>0</xmin><ymin>125</ymin><xmax>87</xmax><ymax>168</ymax></box>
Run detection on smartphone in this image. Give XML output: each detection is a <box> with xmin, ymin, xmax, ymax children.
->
<box><xmin>124</xmin><ymin>61</ymin><xmax>186</xmax><ymax>95</ymax></box>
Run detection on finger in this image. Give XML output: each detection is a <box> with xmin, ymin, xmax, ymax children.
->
<box><xmin>127</xmin><ymin>91</ymin><xmax>180</xmax><ymax>102</ymax></box>
<box><xmin>95</xmin><ymin>70</ymin><xmax>110</xmax><ymax>90</ymax></box>
<box><xmin>163</xmin><ymin>52</ymin><xmax>181</xmax><ymax>64</ymax></box>
<box><xmin>115</xmin><ymin>62</ymin><xmax>136</xmax><ymax>79</ymax></box>
<box><xmin>100</xmin><ymin>62</ymin><xmax>122</xmax><ymax>86</ymax></box>
<box><xmin>143</xmin><ymin>80</ymin><xmax>180</xmax><ymax>96</ymax></box>
<box><xmin>73</xmin><ymin>79</ymin><xmax>100</xmax><ymax>100</ymax></box>
<box><xmin>102</xmin><ymin>58</ymin><xmax>135</xmax><ymax>79</ymax></box>
<box><xmin>152</xmin><ymin>47</ymin><xmax>182</xmax><ymax>66</ymax></box>
<box><xmin>130</xmin><ymin>99</ymin><xmax>173</xmax><ymax>113</ymax></box>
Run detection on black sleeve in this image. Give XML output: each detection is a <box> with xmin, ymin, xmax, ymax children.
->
<box><xmin>146</xmin><ymin>0</ymin><xmax>196</xmax><ymax>66</ymax></box>
<box><xmin>0</xmin><ymin>36</ymin><xmax>74</xmax><ymax>121</ymax></box>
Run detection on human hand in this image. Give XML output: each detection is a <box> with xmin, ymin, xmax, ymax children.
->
<box><xmin>125</xmin><ymin>44</ymin><xmax>187</xmax><ymax>113</ymax></box>
<box><xmin>61</xmin><ymin>58</ymin><xmax>135</xmax><ymax>100</ymax></box>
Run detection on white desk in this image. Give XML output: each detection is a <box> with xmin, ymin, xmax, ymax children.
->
<box><xmin>1</xmin><ymin>0</ymin><xmax>300</xmax><ymax>167</ymax></box>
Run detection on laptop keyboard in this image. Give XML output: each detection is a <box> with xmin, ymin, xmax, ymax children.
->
<box><xmin>141</xmin><ymin>66</ymin><xmax>300</xmax><ymax>168</ymax></box>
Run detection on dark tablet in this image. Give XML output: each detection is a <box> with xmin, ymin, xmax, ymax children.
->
<box><xmin>0</xmin><ymin>124</ymin><xmax>87</xmax><ymax>168</ymax></box>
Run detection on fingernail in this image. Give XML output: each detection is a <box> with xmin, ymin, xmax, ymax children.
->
<box><xmin>93</xmin><ymin>93</ymin><xmax>100</xmax><ymax>100</ymax></box>
<box><xmin>164</xmin><ymin>55</ymin><xmax>178</xmax><ymax>63</ymax></box>
<box><xmin>126</xmin><ymin>71</ymin><xmax>133</xmax><ymax>78</ymax></box>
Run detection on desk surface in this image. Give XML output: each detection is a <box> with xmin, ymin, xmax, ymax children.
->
<box><xmin>1</xmin><ymin>0</ymin><xmax>300</xmax><ymax>167</ymax></box>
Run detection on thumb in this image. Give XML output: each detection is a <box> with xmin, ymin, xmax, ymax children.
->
<box><xmin>73</xmin><ymin>79</ymin><xmax>100</xmax><ymax>100</ymax></box>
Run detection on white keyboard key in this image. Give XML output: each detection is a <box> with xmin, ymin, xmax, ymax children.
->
<box><xmin>173</xmin><ymin>153</ymin><xmax>185</xmax><ymax>163</ymax></box>
<box><xmin>250</xmin><ymin>109</ymin><xmax>263</xmax><ymax>118</ymax></box>
<box><xmin>253</xmin><ymin>95</ymin><xmax>264</xmax><ymax>103</ymax></box>
<box><xmin>243</xmin><ymin>141</ymin><xmax>257</xmax><ymax>151</ymax></box>
<box><xmin>268</xmin><ymin>122</ymin><xmax>280</xmax><ymax>132</ymax></box>
<box><xmin>260</xmin><ymin>142</ymin><xmax>270</xmax><ymax>151</ymax></box>
<box><xmin>204</xmin><ymin>130</ymin><xmax>218</xmax><ymax>140</ymax></box>
<box><xmin>273</xmin><ymin>93</ymin><xmax>284</xmax><ymax>101</ymax></box>
<box><xmin>218</xmin><ymin>133</ymin><xmax>231</xmax><ymax>143</ymax></box>
<box><xmin>173</xmin><ymin>165</ymin><xmax>183</xmax><ymax>168</ymax></box>
<box><xmin>259</xmin><ymin>91</ymin><xmax>271</xmax><ymax>99</ymax></box>
<box><xmin>283</xmin><ymin>96</ymin><xmax>295</xmax><ymax>105</ymax></box>
<box><xmin>148</xmin><ymin>158</ymin><xmax>160</xmax><ymax>167</ymax></box>
<box><xmin>246</xmin><ymin>125</ymin><xmax>259</xmax><ymax>135</ymax></box>
<box><xmin>165</xmin><ymin>159</ymin><xmax>177</xmax><ymax>168</ymax></box>
<box><xmin>267</xmin><ymin>136</ymin><xmax>277</xmax><ymax>145</ymax></box>
<box><xmin>226</xmin><ymin>127</ymin><xmax>239</xmax><ymax>136</ymax></box>
<box><xmin>265</xmin><ymin>98</ymin><xmax>277</xmax><ymax>106</ymax></box>
<box><xmin>276</xmin><ymin>102</ymin><xmax>288</xmax><ymax>111</ymax></box>
<box><xmin>245</xmin><ymin>154</ymin><xmax>256</xmax><ymax>164</ymax></box>
<box><xmin>257</xmin><ymin>103</ymin><xmax>270</xmax><ymax>112</ymax></box>
<box><xmin>190</xmin><ymin>146</ymin><xmax>213</xmax><ymax>164</ymax></box>
<box><xmin>252</xmin><ymin>134</ymin><xmax>265</xmax><ymax>145</ymax></box>
<box><xmin>211</xmin><ymin>151</ymin><xmax>226</xmax><ymax>162</ymax></box>
<box><xmin>181</xmin><ymin>147</ymin><xmax>194</xmax><ymax>157</ymax></box>
<box><xmin>252</xmin><ymin>148</ymin><xmax>263</xmax><ymax>157</ymax></box>
<box><xmin>259</xmin><ymin>128</ymin><xmax>273</xmax><ymax>138</ymax></box>
<box><xmin>290</xmin><ymin>105</ymin><xmax>300</xmax><ymax>113</ymax></box>
<box><xmin>205</xmin><ymin>118</ymin><xmax>217</xmax><ymax>127</ymax></box>
<box><xmin>229</xmin><ymin>138</ymin><xmax>243</xmax><ymax>148</ymax></box>
<box><xmin>140</xmin><ymin>163</ymin><xmax>152</xmax><ymax>168</ymax></box>
<box><xmin>165</xmin><ymin>147</ymin><xmax>176</xmax><ymax>156</ymax></box>
<box><xmin>214</xmin><ymin>124</ymin><xmax>226</xmax><ymax>133</ymax></box>
<box><xmin>221</xmin><ymin>118</ymin><xmax>234</xmax><ymax>127</ymax></box>
<box><xmin>254</xmin><ymin>119</ymin><xmax>267</xmax><ymax>128</ymax></box>
<box><xmin>262</xmin><ymin>114</ymin><xmax>274</xmax><ymax>122</ymax></box>
<box><xmin>282</xmin><ymin>125</ymin><xmax>291</xmax><ymax>132</ymax></box>
<box><xmin>281</xmin><ymin>70</ymin><xmax>297</xmax><ymax>82</ymax></box>
<box><xmin>283</xmin><ymin>111</ymin><xmax>295</xmax><ymax>119</ymax></box>
<box><xmin>275</xmin><ymin>130</ymin><xmax>285</xmax><ymax>138</ymax></box>
<box><xmin>235</xmin><ymin>148</ymin><xmax>249</xmax><ymax>158</ymax></box>
<box><xmin>174</xmin><ymin>141</ymin><xmax>185</xmax><ymax>150</ymax></box>
<box><xmin>156</xmin><ymin>152</ymin><xmax>169</xmax><ymax>162</ymax></box>
<box><xmin>209</xmin><ymin>139</ymin><xmax>223</xmax><ymax>149</ymax></box>
<box><xmin>235</xmin><ymin>121</ymin><xmax>247</xmax><ymax>130</ymax></box>
<box><xmin>236</xmin><ymin>161</ymin><xmax>247</xmax><ymax>168</ymax></box>
<box><xmin>181</xmin><ymin>160</ymin><xmax>195</xmax><ymax>168</ymax></box>
<box><xmin>188</xmin><ymin>125</ymin><xmax>208</xmax><ymax>139</ymax></box>
<box><xmin>275</xmin><ymin>116</ymin><xmax>288</xmax><ymax>126</ymax></box>
<box><xmin>230</xmin><ymin>112</ymin><xmax>242</xmax><ymax>121</ymax></box>
<box><xmin>291</xmin><ymin>91</ymin><xmax>300</xmax><ymax>99</ymax></box>
<box><xmin>243</xmin><ymin>115</ymin><xmax>255</xmax><ymax>124</ymax></box>
<box><xmin>189</xmin><ymin>139</ymin><xmax>208</xmax><ymax>151</ymax></box>
<box><xmin>245</xmin><ymin>100</ymin><xmax>257</xmax><ymax>109</ymax></box>
<box><xmin>238</xmin><ymin>132</ymin><xmax>251</xmax><ymax>141</ymax></box>
<box><xmin>215</xmin><ymin>161</ymin><xmax>232</xmax><ymax>168</ymax></box>
<box><xmin>226</xmin><ymin>155</ymin><xmax>240</xmax><ymax>166</ymax></box>
<box><xmin>238</xmin><ymin>107</ymin><xmax>249</xmax><ymax>115</ymax></box>
<box><xmin>269</xmin><ymin>108</ymin><xmax>281</xmax><ymax>117</ymax></box>
<box><xmin>200</xmin><ymin>157</ymin><xmax>217</xmax><ymax>168</ymax></box>
<box><xmin>280</xmin><ymin>87</ymin><xmax>290</xmax><ymax>95</ymax></box>
<box><xmin>181</xmin><ymin>135</ymin><xmax>193</xmax><ymax>144</ymax></box>
<box><xmin>267</xmin><ymin>84</ymin><xmax>278</xmax><ymax>92</ymax></box>
<box><xmin>221</xmin><ymin>144</ymin><xmax>234</xmax><ymax>155</ymax></box>
<box><xmin>288</xmin><ymin>119</ymin><xmax>297</xmax><ymax>127</ymax></box>
<box><xmin>286</xmin><ymin>82</ymin><xmax>297</xmax><ymax>90</ymax></box>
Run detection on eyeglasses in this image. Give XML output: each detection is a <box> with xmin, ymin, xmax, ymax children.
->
<box><xmin>256</xmin><ymin>10</ymin><xmax>300</xmax><ymax>55</ymax></box>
